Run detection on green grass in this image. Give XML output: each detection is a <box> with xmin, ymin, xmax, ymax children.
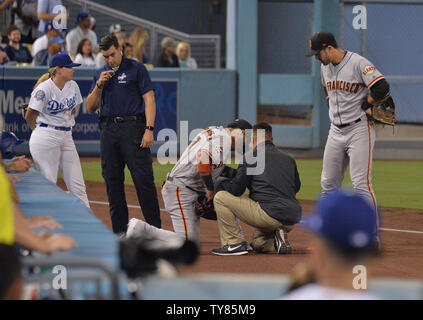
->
<box><xmin>80</xmin><ymin>160</ymin><xmax>423</xmax><ymax>210</ymax></box>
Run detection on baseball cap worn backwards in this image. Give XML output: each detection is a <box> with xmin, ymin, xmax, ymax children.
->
<box><xmin>305</xmin><ymin>31</ymin><xmax>337</xmax><ymax>57</ymax></box>
<box><xmin>49</xmin><ymin>52</ymin><xmax>81</xmax><ymax>68</ymax></box>
<box><xmin>302</xmin><ymin>191</ymin><xmax>378</xmax><ymax>250</ymax></box>
<box><xmin>109</xmin><ymin>24</ymin><xmax>124</xmax><ymax>34</ymax></box>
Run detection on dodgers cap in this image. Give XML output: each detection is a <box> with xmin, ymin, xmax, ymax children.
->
<box><xmin>0</xmin><ymin>132</ymin><xmax>24</xmax><ymax>159</ymax></box>
<box><xmin>49</xmin><ymin>52</ymin><xmax>81</xmax><ymax>68</ymax></box>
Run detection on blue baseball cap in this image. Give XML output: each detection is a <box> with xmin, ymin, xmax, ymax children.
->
<box><xmin>1</xmin><ymin>131</ymin><xmax>24</xmax><ymax>159</ymax></box>
<box><xmin>48</xmin><ymin>36</ymin><xmax>65</xmax><ymax>45</ymax></box>
<box><xmin>45</xmin><ymin>21</ymin><xmax>59</xmax><ymax>33</ymax></box>
<box><xmin>49</xmin><ymin>52</ymin><xmax>81</xmax><ymax>68</ymax></box>
<box><xmin>302</xmin><ymin>191</ymin><xmax>378</xmax><ymax>250</ymax></box>
<box><xmin>77</xmin><ymin>12</ymin><xmax>90</xmax><ymax>22</ymax></box>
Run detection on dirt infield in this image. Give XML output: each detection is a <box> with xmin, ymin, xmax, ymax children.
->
<box><xmin>57</xmin><ymin>180</ymin><xmax>423</xmax><ymax>279</ymax></box>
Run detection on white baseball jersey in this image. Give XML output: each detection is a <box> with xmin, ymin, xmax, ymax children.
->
<box><xmin>168</xmin><ymin>126</ymin><xmax>232</xmax><ymax>191</ymax></box>
<box><xmin>321</xmin><ymin>51</ymin><xmax>385</xmax><ymax>125</ymax></box>
<box><xmin>32</xmin><ymin>34</ymin><xmax>48</xmax><ymax>58</ymax></box>
<box><xmin>29</xmin><ymin>78</ymin><xmax>83</xmax><ymax>128</ymax></box>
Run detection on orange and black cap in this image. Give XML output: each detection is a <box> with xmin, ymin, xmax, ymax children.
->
<box><xmin>305</xmin><ymin>32</ymin><xmax>338</xmax><ymax>57</ymax></box>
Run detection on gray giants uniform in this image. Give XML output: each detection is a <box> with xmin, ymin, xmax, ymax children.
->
<box><xmin>320</xmin><ymin>51</ymin><xmax>384</xmax><ymax>212</ymax></box>
<box><xmin>127</xmin><ymin>127</ymin><xmax>232</xmax><ymax>246</ymax></box>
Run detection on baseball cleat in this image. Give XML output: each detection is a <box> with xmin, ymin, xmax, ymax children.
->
<box><xmin>211</xmin><ymin>242</ymin><xmax>249</xmax><ymax>256</ymax></box>
<box><xmin>274</xmin><ymin>228</ymin><xmax>292</xmax><ymax>254</ymax></box>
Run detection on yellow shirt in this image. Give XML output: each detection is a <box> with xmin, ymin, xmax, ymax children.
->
<box><xmin>0</xmin><ymin>166</ymin><xmax>14</xmax><ymax>245</ymax></box>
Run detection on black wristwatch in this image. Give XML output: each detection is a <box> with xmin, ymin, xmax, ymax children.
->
<box><xmin>145</xmin><ymin>126</ymin><xmax>154</xmax><ymax>131</ymax></box>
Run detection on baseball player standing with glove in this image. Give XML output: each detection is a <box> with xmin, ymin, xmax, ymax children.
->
<box><xmin>306</xmin><ymin>32</ymin><xmax>392</xmax><ymax>219</ymax></box>
<box><xmin>25</xmin><ymin>52</ymin><xmax>90</xmax><ymax>208</ymax></box>
<box><xmin>127</xmin><ymin>119</ymin><xmax>252</xmax><ymax>247</ymax></box>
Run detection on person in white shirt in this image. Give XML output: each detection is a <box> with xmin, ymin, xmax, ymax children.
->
<box><xmin>283</xmin><ymin>191</ymin><xmax>380</xmax><ymax>300</ymax></box>
<box><xmin>65</xmin><ymin>11</ymin><xmax>98</xmax><ymax>57</ymax></box>
<box><xmin>24</xmin><ymin>52</ymin><xmax>89</xmax><ymax>208</ymax></box>
<box><xmin>32</xmin><ymin>21</ymin><xmax>60</xmax><ymax>57</ymax></box>
<box><xmin>176</xmin><ymin>42</ymin><xmax>198</xmax><ymax>69</ymax></box>
<box><xmin>74</xmin><ymin>38</ymin><xmax>96</xmax><ymax>67</ymax></box>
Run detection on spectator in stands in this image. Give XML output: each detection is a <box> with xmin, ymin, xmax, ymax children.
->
<box><xmin>4</xmin><ymin>25</ymin><xmax>32</xmax><ymax>63</ymax></box>
<box><xmin>12</xmin><ymin>0</ymin><xmax>38</xmax><ymax>43</ymax></box>
<box><xmin>32</xmin><ymin>21</ymin><xmax>59</xmax><ymax>58</ymax></box>
<box><xmin>0</xmin><ymin>43</ymin><xmax>9</xmax><ymax>65</ymax></box>
<box><xmin>74</xmin><ymin>38</ymin><xmax>96</xmax><ymax>67</ymax></box>
<box><xmin>65</xmin><ymin>12</ymin><xmax>98</xmax><ymax>57</ymax></box>
<box><xmin>122</xmin><ymin>42</ymin><xmax>138</xmax><ymax>62</ymax></box>
<box><xmin>176</xmin><ymin>42</ymin><xmax>197</xmax><ymax>69</ymax></box>
<box><xmin>37</xmin><ymin>0</ymin><xmax>67</xmax><ymax>37</ymax></box>
<box><xmin>128</xmin><ymin>27</ymin><xmax>149</xmax><ymax>64</ymax></box>
<box><xmin>283</xmin><ymin>191</ymin><xmax>379</xmax><ymax>300</ymax></box>
<box><xmin>156</xmin><ymin>37</ymin><xmax>179</xmax><ymax>68</ymax></box>
<box><xmin>0</xmin><ymin>0</ymin><xmax>14</xmax><ymax>43</ymax></box>
<box><xmin>109</xmin><ymin>23</ymin><xmax>124</xmax><ymax>35</ymax></box>
<box><xmin>89</xmin><ymin>16</ymin><xmax>100</xmax><ymax>45</ymax></box>
<box><xmin>33</xmin><ymin>36</ymin><xmax>63</xmax><ymax>66</ymax></box>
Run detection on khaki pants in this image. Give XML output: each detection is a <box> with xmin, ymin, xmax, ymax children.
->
<box><xmin>214</xmin><ymin>191</ymin><xmax>293</xmax><ymax>253</ymax></box>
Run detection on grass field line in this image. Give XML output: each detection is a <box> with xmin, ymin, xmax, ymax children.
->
<box><xmin>88</xmin><ymin>200</ymin><xmax>423</xmax><ymax>235</ymax></box>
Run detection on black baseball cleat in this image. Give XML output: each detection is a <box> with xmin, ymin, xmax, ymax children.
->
<box><xmin>274</xmin><ymin>228</ymin><xmax>292</xmax><ymax>254</ymax></box>
<box><xmin>212</xmin><ymin>242</ymin><xmax>249</xmax><ymax>256</ymax></box>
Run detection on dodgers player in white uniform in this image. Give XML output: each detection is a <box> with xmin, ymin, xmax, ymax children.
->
<box><xmin>127</xmin><ymin>119</ymin><xmax>252</xmax><ymax>246</ymax></box>
<box><xmin>25</xmin><ymin>52</ymin><xmax>90</xmax><ymax>208</ymax></box>
<box><xmin>306</xmin><ymin>32</ymin><xmax>391</xmax><ymax>220</ymax></box>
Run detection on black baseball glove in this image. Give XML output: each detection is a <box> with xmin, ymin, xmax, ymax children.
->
<box><xmin>194</xmin><ymin>193</ymin><xmax>217</xmax><ymax>220</ymax></box>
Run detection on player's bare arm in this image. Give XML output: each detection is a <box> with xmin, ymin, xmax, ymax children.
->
<box><xmin>86</xmin><ymin>70</ymin><xmax>115</xmax><ymax>113</ymax></box>
<box><xmin>25</xmin><ymin>107</ymin><xmax>39</xmax><ymax>130</ymax></box>
<box><xmin>14</xmin><ymin>204</ymin><xmax>76</xmax><ymax>253</ymax></box>
<box><xmin>141</xmin><ymin>90</ymin><xmax>156</xmax><ymax>148</ymax></box>
<box><xmin>2</xmin><ymin>156</ymin><xmax>32</xmax><ymax>173</ymax></box>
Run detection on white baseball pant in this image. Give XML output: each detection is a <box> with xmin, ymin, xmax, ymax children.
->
<box><xmin>29</xmin><ymin>126</ymin><xmax>90</xmax><ymax>208</ymax></box>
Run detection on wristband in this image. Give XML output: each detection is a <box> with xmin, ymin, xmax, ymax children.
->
<box><xmin>145</xmin><ymin>126</ymin><xmax>154</xmax><ymax>131</ymax></box>
<box><xmin>361</xmin><ymin>100</ymin><xmax>372</xmax><ymax>111</ymax></box>
<box><xmin>96</xmin><ymin>83</ymin><xmax>103</xmax><ymax>89</ymax></box>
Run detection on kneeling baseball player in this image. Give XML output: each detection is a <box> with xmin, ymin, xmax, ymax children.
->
<box><xmin>126</xmin><ymin>119</ymin><xmax>252</xmax><ymax>247</ymax></box>
<box><xmin>212</xmin><ymin>123</ymin><xmax>302</xmax><ymax>256</ymax></box>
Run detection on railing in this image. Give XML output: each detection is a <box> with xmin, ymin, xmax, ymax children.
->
<box><xmin>62</xmin><ymin>0</ymin><xmax>221</xmax><ymax>68</ymax></box>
